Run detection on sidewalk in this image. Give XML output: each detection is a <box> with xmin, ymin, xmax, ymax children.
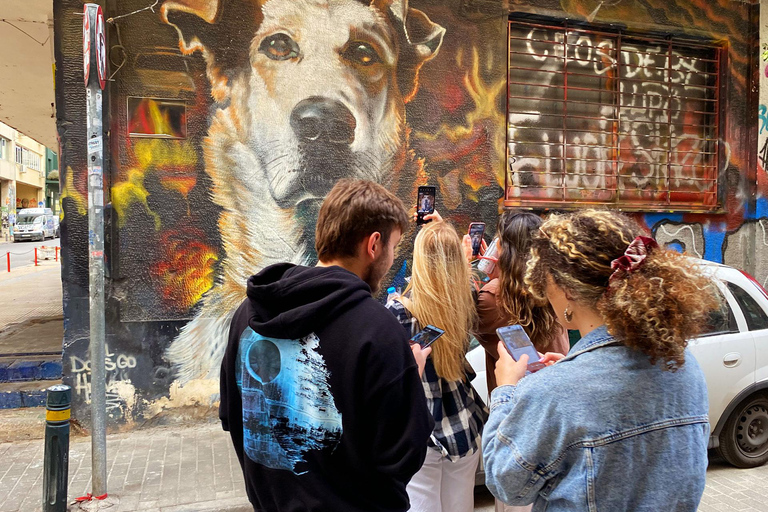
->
<box><xmin>0</xmin><ymin>421</ymin><xmax>251</xmax><ymax>512</ymax></box>
<box><xmin>0</xmin><ymin>259</ymin><xmax>63</xmax><ymax>336</ymax></box>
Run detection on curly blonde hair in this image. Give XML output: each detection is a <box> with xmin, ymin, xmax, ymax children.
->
<box><xmin>524</xmin><ymin>210</ymin><xmax>719</xmax><ymax>370</ymax></box>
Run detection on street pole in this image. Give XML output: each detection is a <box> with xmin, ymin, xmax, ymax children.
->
<box><xmin>83</xmin><ymin>3</ymin><xmax>108</xmax><ymax>499</ymax></box>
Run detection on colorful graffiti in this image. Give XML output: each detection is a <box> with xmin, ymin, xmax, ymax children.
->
<box><xmin>55</xmin><ymin>0</ymin><xmax>761</xmax><ymax>427</ymax></box>
<box><xmin>56</xmin><ymin>0</ymin><xmax>508</xmax><ymax>425</ymax></box>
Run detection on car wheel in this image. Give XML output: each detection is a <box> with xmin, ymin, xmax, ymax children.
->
<box><xmin>718</xmin><ymin>394</ymin><xmax>768</xmax><ymax>468</ymax></box>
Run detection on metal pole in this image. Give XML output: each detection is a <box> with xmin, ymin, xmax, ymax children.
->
<box><xmin>84</xmin><ymin>3</ymin><xmax>107</xmax><ymax>497</ymax></box>
<box><xmin>43</xmin><ymin>385</ymin><xmax>71</xmax><ymax>512</ymax></box>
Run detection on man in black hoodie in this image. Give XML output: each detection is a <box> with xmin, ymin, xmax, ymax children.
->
<box><xmin>220</xmin><ymin>179</ymin><xmax>435</xmax><ymax>512</ymax></box>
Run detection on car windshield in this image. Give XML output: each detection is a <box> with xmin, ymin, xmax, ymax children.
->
<box><xmin>17</xmin><ymin>215</ymin><xmax>43</xmax><ymax>225</ymax></box>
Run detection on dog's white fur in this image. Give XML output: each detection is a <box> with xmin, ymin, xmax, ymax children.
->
<box><xmin>161</xmin><ymin>0</ymin><xmax>444</xmax><ymax>382</ymax></box>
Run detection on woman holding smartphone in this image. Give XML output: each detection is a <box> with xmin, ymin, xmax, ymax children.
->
<box><xmin>473</xmin><ymin>211</ymin><xmax>569</xmax><ymax>394</ymax></box>
<box><xmin>483</xmin><ymin>210</ymin><xmax>716</xmax><ymax>511</ymax></box>
<box><xmin>386</xmin><ymin>220</ymin><xmax>486</xmax><ymax>512</ymax></box>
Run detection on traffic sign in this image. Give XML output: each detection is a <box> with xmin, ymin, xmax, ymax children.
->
<box><xmin>95</xmin><ymin>6</ymin><xmax>106</xmax><ymax>90</ymax></box>
<box><xmin>38</xmin><ymin>201</ymin><xmax>44</xmax><ymax>208</ymax></box>
<box><xmin>82</xmin><ymin>4</ymin><xmax>91</xmax><ymax>86</ymax></box>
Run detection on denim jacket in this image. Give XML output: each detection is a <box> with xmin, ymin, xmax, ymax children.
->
<box><xmin>482</xmin><ymin>325</ymin><xmax>709</xmax><ymax>512</ymax></box>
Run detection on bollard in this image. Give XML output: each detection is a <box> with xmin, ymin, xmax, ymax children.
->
<box><xmin>5</xmin><ymin>252</ymin><xmax>8</xmax><ymax>272</ymax></box>
<box><xmin>43</xmin><ymin>385</ymin><xmax>71</xmax><ymax>512</ymax></box>
<box><xmin>34</xmin><ymin>247</ymin><xmax>38</xmax><ymax>266</ymax></box>
<box><xmin>55</xmin><ymin>246</ymin><xmax>59</xmax><ymax>262</ymax></box>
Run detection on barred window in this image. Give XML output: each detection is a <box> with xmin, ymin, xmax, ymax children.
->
<box><xmin>505</xmin><ymin>20</ymin><xmax>723</xmax><ymax>211</ymax></box>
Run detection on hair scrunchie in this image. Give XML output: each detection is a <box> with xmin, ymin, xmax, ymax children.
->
<box><xmin>609</xmin><ymin>236</ymin><xmax>659</xmax><ymax>281</ymax></box>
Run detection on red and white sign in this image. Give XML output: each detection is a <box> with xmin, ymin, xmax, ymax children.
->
<box><xmin>82</xmin><ymin>4</ymin><xmax>91</xmax><ymax>86</ymax></box>
<box><xmin>95</xmin><ymin>6</ymin><xmax>106</xmax><ymax>90</ymax></box>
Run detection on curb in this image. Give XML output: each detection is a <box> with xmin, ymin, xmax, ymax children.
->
<box><xmin>0</xmin><ymin>358</ymin><xmax>62</xmax><ymax>383</ymax></box>
<box><xmin>0</xmin><ymin>380</ymin><xmax>60</xmax><ymax>409</ymax></box>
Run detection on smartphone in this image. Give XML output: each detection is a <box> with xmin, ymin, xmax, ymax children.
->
<box><xmin>468</xmin><ymin>222</ymin><xmax>486</xmax><ymax>256</ymax></box>
<box><xmin>496</xmin><ymin>325</ymin><xmax>546</xmax><ymax>373</ymax></box>
<box><xmin>409</xmin><ymin>325</ymin><xmax>445</xmax><ymax>349</ymax></box>
<box><xmin>416</xmin><ymin>186</ymin><xmax>436</xmax><ymax>225</ymax></box>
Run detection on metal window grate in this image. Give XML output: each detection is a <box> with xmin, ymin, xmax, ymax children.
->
<box><xmin>505</xmin><ymin>20</ymin><xmax>723</xmax><ymax>211</ymax></box>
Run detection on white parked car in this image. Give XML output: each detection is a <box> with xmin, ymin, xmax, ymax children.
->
<box><xmin>468</xmin><ymin>261</ymin><xmax>768</xmax><ymax>469</ymax></box>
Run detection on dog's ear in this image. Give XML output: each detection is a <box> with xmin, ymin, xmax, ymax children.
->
<box><xmin>372</xmin><ymin>0</ymin><xmax>444</xmax><ymax>61</ymax></box>
<box><xmin>403</xmin><ymin>7</ymin><xmax>445</xmax><ymax>63</ymax></box>
<box><xmin>375</xmin><ymin>0</ymin><xmax>445</xmax><ymax>102</ymax></box>
<box><xmin>161</xmin><ymin>0</ymin><xmax>262</xmax><ymax>101</ymax></box>
<box><xmin>160</xmin><ymin>1</ymin><xmax>219</xmax><ymax>53</ymax></box>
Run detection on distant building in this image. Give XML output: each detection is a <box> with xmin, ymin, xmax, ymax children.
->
<box><xmin>45</xmin><ymin>148</ymin><xmax>59</xmax><ymax>215</ymax></box>
<box><xmin>0</xmin><ymin>120</ymin><xmax>56</xmax><ymax>237</ymax></box>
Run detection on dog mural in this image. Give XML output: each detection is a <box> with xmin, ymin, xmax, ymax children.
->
<box><xmin>160</xmin><ymin>0</ymin><xmax>445</xmax><ymax>382</ymax></box>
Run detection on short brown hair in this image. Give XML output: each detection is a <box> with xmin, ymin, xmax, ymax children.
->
<box><xmin>315</xmin><ymin>179</ymin><xmax>409</xmax><ymax>261</ymax></box>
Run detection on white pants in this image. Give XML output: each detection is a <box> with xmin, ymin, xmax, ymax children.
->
<box><xmin>407</xmin><ymin>447</ymin><xmax>481</xmax><ymax>512</ymax></box>
<box><xmin>495</xmin><ymin>499</ymin><xmax>532</xmax><ymax>512</ymax></box>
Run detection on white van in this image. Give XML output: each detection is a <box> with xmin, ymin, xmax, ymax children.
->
<box><xmin>13</xmin><ymin>208</ymin><xmax>55</xmax><ymax>242</ymax></box>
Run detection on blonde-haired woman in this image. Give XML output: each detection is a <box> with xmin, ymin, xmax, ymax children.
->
<box><xmin>387</xmin><ymin>220</ymin><xmax>486</xmax><ymax>512</ymax></box>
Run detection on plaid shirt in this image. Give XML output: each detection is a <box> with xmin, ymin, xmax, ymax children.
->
<box><xmin>386</xmin><ymin>299</ymin><xmax>488</xmax><ymax>462</ymax></box>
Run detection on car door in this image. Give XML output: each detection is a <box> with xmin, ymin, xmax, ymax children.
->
<box><xmin>724</xmin><ymin>276</ymin><xmax>768</xmax><ymax>387</ymax></box>
<box><xmin>687</xmin><ymin>278</ymin><xmax>755</xmax><ymax>428</ymax></box>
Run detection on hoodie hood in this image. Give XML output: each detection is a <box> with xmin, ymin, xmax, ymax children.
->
<box><xmin>246</xmin><ymin>263</ymin><xmax>372</xmax><ymax>340</ymax></box>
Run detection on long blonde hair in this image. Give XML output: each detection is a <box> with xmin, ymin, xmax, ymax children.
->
<box><xmin>405</xmin><ymin>221</ymin><xmax>477</xmax><ymax>382</ymax></box>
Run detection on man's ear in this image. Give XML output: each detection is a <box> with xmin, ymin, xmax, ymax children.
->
<box><xmin>160</xmin><ymin>0</ymin><xmax>262</xmax><ymax>101</ymax></box>
<box><xmin>366</xmin><ymin>232</ymin><xmax>383</xmax><ymax>260</ymax></box>
<box><xmin>372</xmin><ymin>0</ymin><xmax>445</xmax><ymax>102</ymax></box>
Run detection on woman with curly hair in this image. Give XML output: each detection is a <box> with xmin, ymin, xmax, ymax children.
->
<box><xmin>475</xmin><ymin>211</ymin><xmax>569</xmax><ymax>393</ymax></box>
<box><xmin>387</xmin><ymin>220</ymin><xmax>487</xmax><ymax>512</ymax></box>
<box><xmin>482</xmin><ymin>210</ymin><xmax>717</xmax><ymax>512</ymax></box>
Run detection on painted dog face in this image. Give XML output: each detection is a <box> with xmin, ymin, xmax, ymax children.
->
<box><xmin>162</xmin><ymin>0</ymin><xmax>444</xmax><ymax>206</ymax></box>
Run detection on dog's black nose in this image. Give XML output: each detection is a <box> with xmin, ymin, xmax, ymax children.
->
<box><xmin>290</xmin><ymin>97</ymin><xmax>356</xmax><ymax>145</ymax></box>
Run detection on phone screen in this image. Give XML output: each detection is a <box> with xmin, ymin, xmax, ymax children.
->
<box><xmin>416</xmin><ymin>187</ymin><xmax>436</xmax><ymax>224</ymax></box>
<box><xmin>496</xmin><ymin>325</ymin><xmax>544</xmax><ymax>373</ymax></box>
<box><xmin>468</xmin><ymin>223</ymin><xmax>485</xmax><ymax>256</ymax></box>
<box><xmin>409</xmin><ymin>325</ymin><xmax>445</xmax><ymax>349</ymax></box>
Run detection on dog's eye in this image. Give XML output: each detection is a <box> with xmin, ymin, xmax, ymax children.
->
<box><xmin>343</xmin><ymin>43</ymin><xmax>381</xmax><ymax>66</ymax></box>
<box><xmin>259</xmin><ymin>34</ymin><xmax>300</xmax><ymax>61</ymax></box>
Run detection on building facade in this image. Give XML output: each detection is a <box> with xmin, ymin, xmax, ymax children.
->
<box><xmin>45</xmin><ymin>148</ymin><xmax>60</xmax><ymax>215</ymax></box>
<box><xmin>0</xmin><ymin>120</ymin><xmax>52</xmax><ymax>238</ymax></box>
<box><xmin>54</xmin><ymin>0</ymin><xmax>762</xmax><ymax>427</ymax></box>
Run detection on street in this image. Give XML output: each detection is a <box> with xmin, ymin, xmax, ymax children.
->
<box><xmin>0</xmin><ymin>237</ymin><xmax>60</xmax><ymax>271</ymax></box>
<box><xmin>0</xmin><ymin>420</ymin><xmax>766</xmax><ymax>512</ymax></box>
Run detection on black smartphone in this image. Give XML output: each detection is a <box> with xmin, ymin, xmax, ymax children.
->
<box><xmin>468</xmin><ymin>222</ymin><xmax>486</xmax><ymax>256</ymax></box>
<box><xmin>496</xmin><ymin>325</ymin><xmax>546</xmax><ymax>373</ymax></box>
<box><xmin>416</xmin><ymin>186</ymin><xmax>436</xmax><ymax>225</ymax></box>
<box><xmin>409</xmin><ymin>324</ymin><xmax>445</xmax><ymax>349</ymax></box>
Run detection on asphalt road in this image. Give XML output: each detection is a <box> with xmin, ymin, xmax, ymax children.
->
<box><xmin>0</xmin><ymin>236</ymin><xmax>60</xmax><ymax>270</ymax></box>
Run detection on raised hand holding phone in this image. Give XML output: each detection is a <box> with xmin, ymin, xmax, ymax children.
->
<box><xmin>468</xmin><ymin>222</ymin><xmax>486</xmax><ymax>257</ymax></box>
<box><xmin>416</xmin><ymin>186</ymin><xmax>436</xmax><ymax>225</ymax></box>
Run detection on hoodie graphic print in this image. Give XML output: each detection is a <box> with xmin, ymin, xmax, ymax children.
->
<box><xmin>235</xmin><ymin>328</ymin><xmax>342</xmax><ymax>474</ymax></box>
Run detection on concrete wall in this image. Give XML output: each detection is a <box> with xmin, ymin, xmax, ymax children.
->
<box><xmin>55</xmin><ymin>0</ymin><xmax>761</xmax><ymax>428</ymax></box>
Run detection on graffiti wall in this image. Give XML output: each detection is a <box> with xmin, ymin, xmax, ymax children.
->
<box><xmin>503</xmin><ymin>0</ymin><xmax>761</xmax><ymax>284</ymax></box>
<box><xmin>56</xmin><ymin>0</ymin><xmax>760</xmax><ymax>427</ymax></box>
<box><xmin>55</xmin><ymin>0</ymin><xmax>508</xmax><ymax>426</ymax></box>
